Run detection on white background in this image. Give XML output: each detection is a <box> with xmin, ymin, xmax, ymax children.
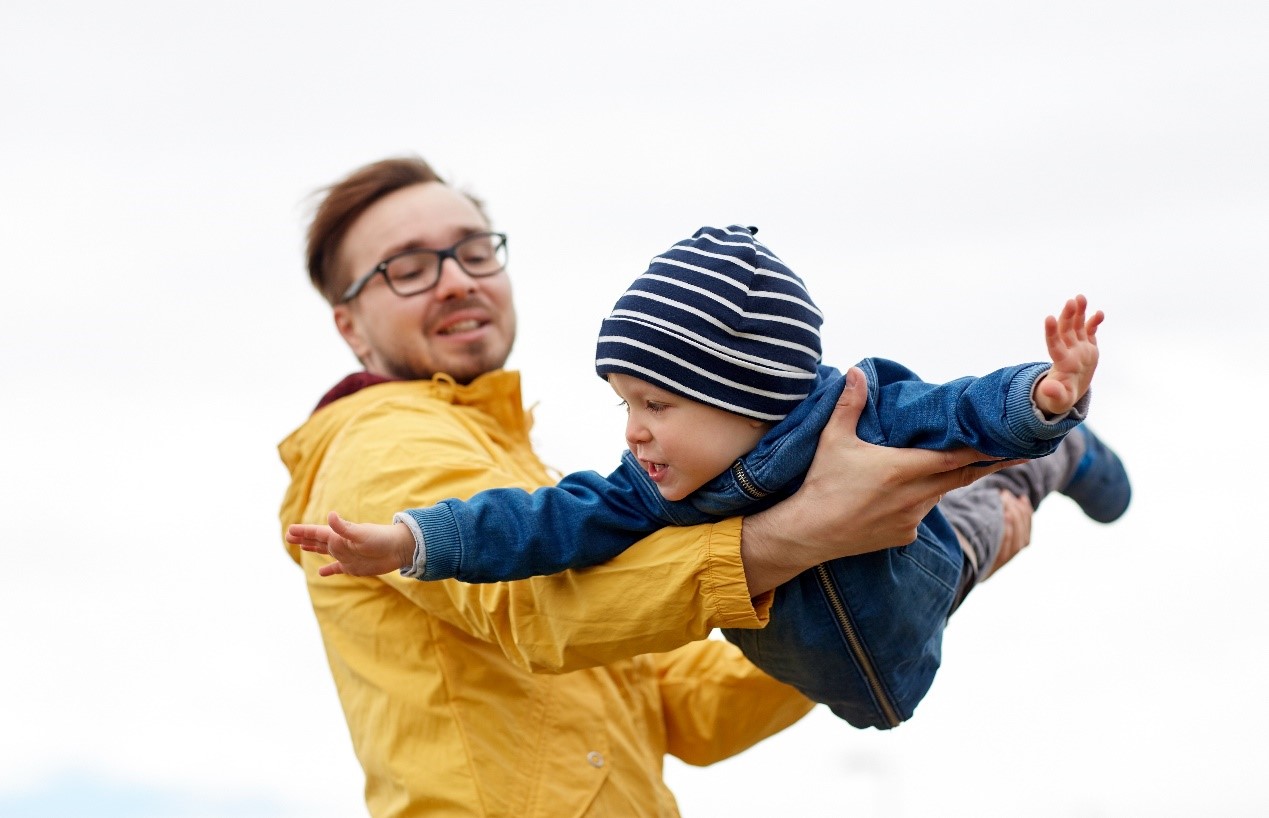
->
<box><xmin>2</xmin><ymin>2</ymin><xmax>1267</xmax><ymax>816</ymax></box>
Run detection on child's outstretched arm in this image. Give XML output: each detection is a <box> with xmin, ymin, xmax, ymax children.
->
<box><xmin>1034</xmin><ymin>294</ymin><xmax>1104</xmax><ymax>416</ymax></box>
<box><xmin>287</xmin><ymin>511</ymin><xmax>414</xmax><ymax>577</ymax></box>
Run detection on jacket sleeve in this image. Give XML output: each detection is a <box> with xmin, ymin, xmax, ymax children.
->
<box><xmin>862</xmin><ymin>357</ymin><xmax>1088</xmax><ymax>459</ymax></box>
<box><xmin>303</xmin><ymin>398</ymin><xmax>771</xmax><ymax>674</ymax></box>
<box><xmin>653</xmin><ymin>640</ymin><xmax>815</xmax><ymax>766</ymax></box>
<box><xmin>401</xmin><ymin>461</ymin><xmax>666</xmax><ymax>582</ymax></box>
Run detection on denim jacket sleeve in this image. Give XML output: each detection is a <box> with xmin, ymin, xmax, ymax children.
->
<box><xmin>400</xmin><ymin>455</ymin><xmax>676</xmax><ymax>582</ymax></box>
<box><xmin>858</xmin><ymin>357</ymin><xmax>1088</xmax><ymax>457</ymax></box>
<box><xmin>683</xmin><ymin>358</ymin><xmax>1089</xmax><ymax>523</ymax></box>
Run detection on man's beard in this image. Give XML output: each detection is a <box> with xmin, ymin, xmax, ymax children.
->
<box><xmin>384</xmin><ymin>331</ymin><xmax>515</xmax><ymax>386</ymax></box>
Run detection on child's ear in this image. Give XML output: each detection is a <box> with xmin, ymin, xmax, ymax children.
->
<box><xmin>748</xmin><ymin>418</ymin><xmax>771</xmax><ymax>431</ymax></box>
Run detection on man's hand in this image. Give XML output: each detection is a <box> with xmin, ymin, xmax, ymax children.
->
<box><xmin>741</xmin><ymin>366</ymin><xmax>1019</xmax><ymax>597</ymax></box>
<box><xmin>286</xmin><ymin>511</ymin><xmax>416</xmax><ymax>577</ymax></box>
<box><xmin>986</xmin><ymin>490</ymin><xmax>1034</xmax><ymax>579</ymax></box>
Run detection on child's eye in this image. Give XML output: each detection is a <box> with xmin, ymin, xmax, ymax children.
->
<box><xmin>616</xmin><ymin>400</ymin><xmax>629</xmax><ymax>412</ymax></box>
<box><xmin>645</xmin><ymin>401</ymin><xmax>667</xmax><ymax>414</ymax></box>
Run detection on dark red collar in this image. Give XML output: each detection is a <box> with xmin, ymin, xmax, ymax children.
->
<box><xmin>313</xmin><ymin>372</ymin><xmax>399</xmax><ymax>414</ymax></box>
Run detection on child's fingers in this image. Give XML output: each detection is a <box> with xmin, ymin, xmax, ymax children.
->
<box><xmin>299</xmin><ymin>541</ymin><xmax>331</xmax><ymax>555</ymax></box>
<box><xmin>286</xmin><ymin>523</ymin><xmax>318</xmax><ymax>544</ymax></box>
<box><xmin>1052</xmin><ymin>302</ymin><xmax>1069</xmax><ymax>345</ymax></box>
<box><xmin>288</xmin><ymin>525</ymin><xmax>334</xmax><ymax>548</ymax></box>
<box><xmin>1085</xmin><ymin>309</ymin><xmax>1105</xmax><ymax>338</ymax></box>
<box><xmin>1075</xmin><ymin>295</ymin><xmax>1094</xmax><ymax>340</ymax></box>
<box><xmin>328</xmin><ymin>511</ymin><xmax>358</xmax><ymax>540</ymax></box>
<box><xmin>1060</xmin><ymin>295</ymin><xmax>1096</xmax><ymax>348</ymax></box>
<box><xmin>1059</xmin><ymin>297</ymin><xmax>1079</xmax><ymax>346</ymax></box>
<box><xmin>318</xmin><ymin>562</ymin><xmax>346</xmax><ymax>577</ymax></box>
<box><xmin>1044</xmin><ymin>314</ymin><xmax>1064</xmax><ymax>360</ymax></box>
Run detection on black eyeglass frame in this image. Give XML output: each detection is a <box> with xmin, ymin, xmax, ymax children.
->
<box><xmin>338</xmin><ymin>232</ymin><xmax>509</xmax><ymax>303</ymax></box>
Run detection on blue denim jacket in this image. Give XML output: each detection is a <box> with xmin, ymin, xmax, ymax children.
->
<box><xmin>402</xmin><ymin>358</ymin><xmax>1086</xmax><ymax>728</ymax></box>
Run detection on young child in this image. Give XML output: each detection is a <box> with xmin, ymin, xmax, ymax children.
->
<box><xmin>288</xmin><ymin>225</ymin><xmax>1131</xmax><ymax>729</ymax></box>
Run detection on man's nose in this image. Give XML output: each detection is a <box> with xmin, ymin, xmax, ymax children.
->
<box><xmin>433</xmin><ymin>257</ymin><xmax>478</xmax><ymax>300</ymax></box>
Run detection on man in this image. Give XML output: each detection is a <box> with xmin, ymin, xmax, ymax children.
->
<box><xmin>279</xmin><ymin>156</ymin><xmax>1021</xmax><ymax>817</ymax></box>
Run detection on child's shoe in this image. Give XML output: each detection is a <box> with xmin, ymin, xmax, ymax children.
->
<box><xmin>1060</xmin><ymin>426</ymin><xmax>1131</xmax><ymax>523</ymax></box>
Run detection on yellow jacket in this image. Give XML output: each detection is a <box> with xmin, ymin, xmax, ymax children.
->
<box><xmin>278</xmin><ymin>370</ymin><xmax>813</xmax><ymax>818</ymax></box>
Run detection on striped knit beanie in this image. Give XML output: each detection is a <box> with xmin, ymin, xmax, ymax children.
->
<box><xmin>595</xmin><ymin>225</ymin><xmax>823</xmax><ymax>422</ymax></box>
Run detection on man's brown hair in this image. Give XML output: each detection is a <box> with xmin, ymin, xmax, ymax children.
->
<box><xmin>305</xmin><ymin>156</ymin><xmax>486</xmax><ymax>304</ymax></box>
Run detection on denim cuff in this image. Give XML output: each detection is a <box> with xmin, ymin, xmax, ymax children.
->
<box><xmin>398</xmin><ymin>504</ymin><xmax>463</xmax><ymax>581</ymax></box>
<box><xmin>394</xmin><ymin>512</ymin><xmax>428</xmax><ymax>579</ymax></box>
<box><xmin>1006</xmin><ymin>364</ymin><xmax>1090</xmax><ymax>444</ymax></box>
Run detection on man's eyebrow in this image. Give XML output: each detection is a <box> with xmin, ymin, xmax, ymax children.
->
<box><xmin>380</xmin><ymin>227</ymin><xmax>486</xmax><ymax>260</ymax></box>
<box><xmin>379</xmin><ymin>239</ymin><xmax>431</xmax><ymax>259</ymax></box>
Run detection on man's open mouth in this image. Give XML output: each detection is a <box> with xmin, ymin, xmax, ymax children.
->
<box><xmin>438</xmin><ymin>319</ymin><xmax>483</xmax><ymax>335</ymax></box>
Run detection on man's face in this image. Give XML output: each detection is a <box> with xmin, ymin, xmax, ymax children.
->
<box><xmin>333</xmin><ymin>182</ymin><xmax>517</xmax><ymax>383</ymax></box>
<box><xmin>609</xmin><ymin>373</ymin><xmax>769</xmax><ymax>501</ymax></box>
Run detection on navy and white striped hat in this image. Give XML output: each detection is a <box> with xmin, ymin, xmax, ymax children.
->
<box><xmin>595</xmin><ymin>225</ymin><xmax>823</xmax><ymax>422</ymax></box>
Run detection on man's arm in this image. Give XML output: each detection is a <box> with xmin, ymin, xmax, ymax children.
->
<box><xmin>653</xmin><ymin>640</ymin><xmax>815</xmax><ymax>767</ymax></box>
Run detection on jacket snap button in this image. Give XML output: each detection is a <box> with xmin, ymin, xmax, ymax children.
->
<box><xmin>586</xmin><ymin>751</ymin><xmax>605</xmax><ymax>768</ymax></box>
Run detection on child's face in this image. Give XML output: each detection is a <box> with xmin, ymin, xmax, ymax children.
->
<box><xmin>609</xmin><ymin>373</ymin><xmax>770</xmax><ymax>502</ymax></box>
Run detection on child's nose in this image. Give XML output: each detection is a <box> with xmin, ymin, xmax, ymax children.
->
<box><xmin>625</xmin><ymin>416</ymin><xmax>650</xmax><ymax>447</ymax></box>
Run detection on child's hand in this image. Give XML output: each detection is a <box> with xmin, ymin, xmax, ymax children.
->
<box><xmin>1035</xmin><ymin>294</ymin><xmax>1104</xmax><ymax>416</ymax></box>
<box><xmin>286</xmin><ymin>511</ymin><xmax>415</xmax><ymax>577</ymax></box>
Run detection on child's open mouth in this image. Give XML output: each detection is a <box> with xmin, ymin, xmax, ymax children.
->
<box><xmin>646</xmin><ymin>462</ymin><xmax>668</xmax><ymax>482</ymax></box>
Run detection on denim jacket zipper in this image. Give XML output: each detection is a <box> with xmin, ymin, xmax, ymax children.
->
<box><xmin>812</xmin><ymin>563</ymin><xmax>901</xmax><ymax>728</ymax></box>
<box><xmin>730</xmin><ymin>459</ymin><xmax>902</xmax><ymax>729</ymax></box>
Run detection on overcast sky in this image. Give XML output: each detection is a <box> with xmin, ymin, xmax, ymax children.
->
<box><xmin>2</xmin><ymin>1</ymin><xmax>1267</xmax><ymax>816</ymax></box>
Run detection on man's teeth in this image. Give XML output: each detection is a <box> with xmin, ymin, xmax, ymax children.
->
<box><xmin>440</xmin><ymin>320</ymin><xmax>481</xmax><ymax>335</ymax></box>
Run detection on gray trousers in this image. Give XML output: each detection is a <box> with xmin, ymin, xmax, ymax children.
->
<box><xmin>940</xmin><ymin>431</ymin><xmax>1087</xmax><ymax>608</ymax></box>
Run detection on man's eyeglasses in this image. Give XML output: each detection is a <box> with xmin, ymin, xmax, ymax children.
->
<box><xmin>339</xmin><ymin>232</ymin><xmax>509</xmax><ymax>303</ymax></box>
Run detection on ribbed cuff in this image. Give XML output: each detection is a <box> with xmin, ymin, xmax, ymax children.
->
<box><xmin>400</xmin><ymin>503</ymin><xmax>463</xmax><ymax>581</ymax></box>
<box><xmin>1006</xmin><ymin>364</ymin><xmax>1090</xmax><ymax>443</ymax></box>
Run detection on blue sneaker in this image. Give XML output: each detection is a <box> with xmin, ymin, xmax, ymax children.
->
<box><xmin>1061</xmin><ymin>426</ymin><xmax>1132</xmax><ymax>523</ymax></box>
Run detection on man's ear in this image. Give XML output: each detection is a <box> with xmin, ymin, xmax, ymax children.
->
<box><xmin>333</xmin><ymin>304</ymin><xmax>370</xmax><ymax>365</ymax></box>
